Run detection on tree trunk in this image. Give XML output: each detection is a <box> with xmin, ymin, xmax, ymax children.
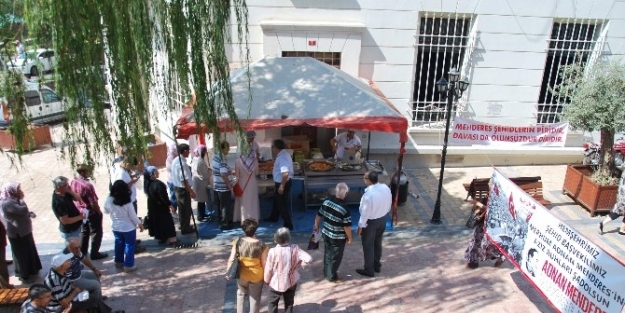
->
<box><xmin>601</xmin><ymin>128</ymin><xmax>615</xmax><ymax>176</ymax></box>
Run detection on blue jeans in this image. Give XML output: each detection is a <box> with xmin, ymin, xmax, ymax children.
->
<box><xmin>113</xmin><ymin>230</ymin><xmax>136</xmax><ymax>268</ymax></box>
<box><xmin>60</xmin><ymin>227</ymin><xmax>82</xmax><ymax>243</ymax></box>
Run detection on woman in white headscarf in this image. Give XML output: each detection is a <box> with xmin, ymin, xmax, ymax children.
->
<box><xmin>191</xmin><ymin>144</ymin><xmax>213</xmax><ymax>222</ymax></box>
<box><xmin>234</xmin><ymin>144</ymin><xmax>259</xmax><ymax>223</ymax></box>
<box><xmin>0</xmin><ymin>182</ymin><xmax>42</xmax><ymax>282</ymax></box>
<box><xmin>165</xmin><ymin>143</ymin><xmax>178</xmax><ymax>215</ymax></box>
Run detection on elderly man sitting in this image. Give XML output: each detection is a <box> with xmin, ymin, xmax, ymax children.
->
<box><xmin>44</xmin><ymin>253</ymin><xmax>118</xmax><ymax>313</ymax></box>
<box><xmin>65</xmin><ymin>238</ymin><xmax>105</xmax><ymax>301</ymax></box>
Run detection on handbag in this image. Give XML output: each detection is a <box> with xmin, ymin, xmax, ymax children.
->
<box><xmin>307</xmin><ymin>230</ymin><xmax>321</xmax><ymax>250</ymax></box>
<box><xmin>226</xmin><ymin>238</ymin><xmax>242</xmax><ymax>280</ymax></box>
<box><xmin>233</xmin><ymin>173</ymin><xmax>253</xmax><ymax>198</ymax></box>
<box><xmin>465</xmin><ymin>211</ymin><xmax>479</xmax><ymax>229</ymax></box>
<box><xmin>143</xmin><ymin>215</ymin><xmax>150</xmax><ymax>229</ymax></box>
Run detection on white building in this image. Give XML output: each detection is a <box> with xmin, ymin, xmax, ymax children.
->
<box><xmin>155</xmin><ymin>0</ymin><xmax>625</xmax><ymax>167</ymax></box>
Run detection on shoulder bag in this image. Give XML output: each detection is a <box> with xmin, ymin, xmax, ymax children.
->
<box><xmin>226</xmin><ymin>238</ymin><xmax>242</xmax><ymax>280</ymax></box>
<box><xmin>233</xmin><ymin>173</ymin><xmax>253</xmax><ymax>198</ymax></box>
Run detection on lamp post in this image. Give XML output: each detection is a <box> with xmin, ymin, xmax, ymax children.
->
<box><xmin>430</xmin><ymin>69</ymin><xmax>470</xmax><ymax>224</ymax></box>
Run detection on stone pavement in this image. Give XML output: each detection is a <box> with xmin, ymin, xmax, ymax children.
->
<box><xmin>0</xmin><ymin>134</ymin><xmax>623</xmax><ymax>312</ymax></box>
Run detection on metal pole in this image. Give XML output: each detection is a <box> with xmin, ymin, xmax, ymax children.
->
<box><xmin>430</xmin><ymin>83</ymin><xmax>454</xmax><ymax>224</ymax></box>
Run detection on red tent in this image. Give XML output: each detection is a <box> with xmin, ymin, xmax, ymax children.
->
<box><xmin>175</xmin><ymin>57</ymin><xmax>408</xmax><ymax>223</ymax></box>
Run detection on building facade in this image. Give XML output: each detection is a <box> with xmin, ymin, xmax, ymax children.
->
<box><xmin>155</xmin><ymin>0</ymin><xmax>625</xmax><ymax>166</ymax></box>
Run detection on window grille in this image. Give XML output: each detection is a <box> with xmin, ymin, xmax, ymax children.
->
<box><xmin>411</xmin><ymin>13</ymin><xmax>474</xmax><ymax>128</ymax></box>
<box><xmin>282</xmin><ymin>51</ymin><xmax>341</xmax><ymax>69</ymax></box>
<box><xmin>537</xmin><ymin>19</ymin><xmax>604</xmax><ymax>124</ymax></box>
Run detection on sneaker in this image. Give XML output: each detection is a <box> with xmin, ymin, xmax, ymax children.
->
<box><xmin>124</xmin><ymin>265</ymin><xmax>138</xmax><ymax>273</ymax></box>
<box><xmin>114</xmin><ymin>263</ymin><xmax>124</xmax><ymax>269</ymax></box>
<box><xmin>598</xmin><ymin>222</ymin><xmax>604</xmax><ymax>235</ymax></box>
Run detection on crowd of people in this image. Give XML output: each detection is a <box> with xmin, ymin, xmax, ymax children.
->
<box><xmin>0</xmin><ymin>134</ymin><xmax>400</xmax><ymax>313</ymax></box>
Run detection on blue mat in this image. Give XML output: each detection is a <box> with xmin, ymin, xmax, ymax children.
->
<box><xmin>197</xmin><ymin>179</ymin><xmax>393</xmax><ymax>238</ymax></box>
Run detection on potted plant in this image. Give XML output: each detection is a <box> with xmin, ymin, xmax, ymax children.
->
<box><xmin>558</xmin><ymin>59</ymin><xmax>625</xmax><ymax>216</ymax></box>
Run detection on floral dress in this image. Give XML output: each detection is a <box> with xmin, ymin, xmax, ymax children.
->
<box><xmin>464</xmin><ymin>219</ymin><xmax>502</xmax><ymax>264</ymax></box>
<box><xmin>611</xmin><ymin>176</ymin><xmax>625</xmax><ymax>215</ymax></box>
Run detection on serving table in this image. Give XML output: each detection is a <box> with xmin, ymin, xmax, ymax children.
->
<box><xmin>303</xmin><ymin>161</ymin><xmax>369</xmax><ymax>208</ymax></box>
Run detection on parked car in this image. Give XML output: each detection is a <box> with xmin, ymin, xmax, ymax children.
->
<box><xmin>0</xmin><ymin>84</ymin><xmax>65</xmax><ymax>129</ymax></box>
<box><xmin>7</xmin><ymin>48</ymin><xmax>55</xmax><ymax>77</ymax></box>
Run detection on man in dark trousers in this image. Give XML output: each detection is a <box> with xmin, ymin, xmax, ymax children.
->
<box><xmin>356</xmin><ymin>170</ymin><xmax>391</xmax><ymax>277</ymax></box>
<box><xmin>264</xmin><ymin>139</ymin><xmax>294</xmax><ymax>230</ymax></box>
<box><xmin>71</xmin><ymin>165</ymin><xmax>108</xmax><ymax>260</ymax></box>
<box><xmin>172</xmin><ymin>143</ymin><xmax>196</xmax><ymax>234</ymax></box>
<box><xmin>314</xmin><ymin>182</ymin><xmax>352</xmax><ymax>282</ymax></box>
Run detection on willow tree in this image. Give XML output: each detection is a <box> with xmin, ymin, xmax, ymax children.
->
<box><xmin>557</xmin><ymin>59</ymin><xmax>625</xmax><ymax>183</ymax></box>
<box><xmin>4</xmin><ymin>0</ymin><xmax>249</xmax><ymax>167</ymax></box>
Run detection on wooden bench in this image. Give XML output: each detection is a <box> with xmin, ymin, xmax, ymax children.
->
<box><xmin>0</xmin><ymin>288</ymin><xmax>28</xmax><ymax>306</ymax></box>
<box><xmin>462</xmin><ymin>176</ymin><xmax>545</xmax><ymax>203</ymax></box>
<box><xmin>514</xmin><ymin>180</ymin><xmax>552</xmax><ymax>206</ymax></box>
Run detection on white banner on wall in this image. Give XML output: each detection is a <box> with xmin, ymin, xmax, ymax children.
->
<box><xmin>485</xmin><ymin>169</ymin><xmax>625</xmax><ymax>313</ymax></box>
<box><xmin>450</xmin><ymin>117</ymin><xmax>569</xmax><ymax>146</ymax></box>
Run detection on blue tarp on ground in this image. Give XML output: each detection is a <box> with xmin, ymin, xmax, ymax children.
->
<box><xmin>197</xmin><ymin>180</ymin><xmax>392</xmax><ymax>238</ymax></box>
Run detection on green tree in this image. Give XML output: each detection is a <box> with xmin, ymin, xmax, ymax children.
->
<box><xmin>2</xmin><ymin>0</ymin><xmax>249</xmax><ymax>168</ymax></box>
<box><xmin>558</xmin><ymin>59</ymin><xmax>625</xmax><ymax>182</ymax></box>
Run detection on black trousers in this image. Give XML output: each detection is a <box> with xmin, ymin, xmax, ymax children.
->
<box><xmin>175</xmin><ymin>187</ymin><xmax>193</xmax><ymax>231</ymax></box>
<box><xmin>216</xmin><ymin>190</ymin><xmax>233</xmax><ymax>226</ymax></box>
<box><xmin>268</xmin><ymin>284</ymin><xmax>297</xmax><ymax>313</ymax></box>
<box><xmin>269</xmin><ymin>180</ymin><xmax>292</xmax><ymax>228</ymax></box>
<box><xmin>81</xmin><ymin>211</ymin><xmax>104</xmax><ymax>256</ymax></box>
<box><xmin>323</xmin><ymin>235</ymin><xmax>346</xmax><ymax>280</ymax></box>
<box><xmin>361</xmin><ymin>215</ymin><xmax>387</xmax><ymax>275</ymax></box>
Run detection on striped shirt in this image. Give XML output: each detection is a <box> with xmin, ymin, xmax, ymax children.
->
<box><xmin>264</xmin><ymin>244</ymin><xmax>312</xmax><ymax>292</ymax></box>
<box><xmin>212</xmin><ymin>153</ymin><xmax>233</xmax><ymax>192</ymax></box>
<box><xmin>44</xmin><ymin>268</ymin><xmax>71</xmax><ymax>312</ymax></box>
<box><xmin>318</xmin><ymin>197</ymin><xmax>351</xmax><ymax>240</ymax></box>
<box><xmin>20</xmin><ymin>300</ymin><xmax>49</xmax><ymax>313</ymax></box>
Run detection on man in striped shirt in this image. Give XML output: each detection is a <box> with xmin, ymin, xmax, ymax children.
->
<box><xmin>314</xmin><ymin>183</ymin><xmax>353</xmax><ymax>282</ymax></box>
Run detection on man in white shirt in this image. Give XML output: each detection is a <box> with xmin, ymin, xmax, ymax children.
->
<box><xmin>264</xmin><ymin>139</ymin><xmax>294</xmax><ymax>230</ymax></box>
<box><xmin>356</xmin><ymin>170</ymin><xmax>391</xmax><ymax>277</ymax></box>
<box><xmin>330</xmin><ymin>130</ymin><xmax>362</xmax><ymax>159</ymax></box>
<box><xmin>172</xmin><ymin>144</ymin><xmax>197</xmax><ymax>234</ymax></box>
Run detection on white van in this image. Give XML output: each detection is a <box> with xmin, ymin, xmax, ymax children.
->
<box><xmin>0</xmin><ymin>85</ymin><xmax>65</xmax><ymax>128</ymax></box>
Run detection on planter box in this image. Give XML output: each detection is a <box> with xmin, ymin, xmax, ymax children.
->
<box><xmin>562</xmin><ymin>164</ymin><xmax>618</xmax><ymax>217</ymax></box>
<box><xmin>0</xmin><ymin>125</ymin><xmax>52</xmax><ymax>151</ymax></box>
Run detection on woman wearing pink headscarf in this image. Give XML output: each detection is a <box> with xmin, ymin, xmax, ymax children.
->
<box><xmin>234</xmin><ymin>146</ymin><xmax>259</xmax><ymax>223</ymax></box>
<box><xmin>192</xmin><ymin>145</ymin><xmax>213</xmax><ymax>222</ymax></box>
<box><xmin>165</xmin><ymin>143</ymin><xmax>178</xmax><ymax>215</ymax></box>
<box><xmin>0</xmin><ymin>182</ymin><xmax>42</xmax><ymax>282</ymax></box>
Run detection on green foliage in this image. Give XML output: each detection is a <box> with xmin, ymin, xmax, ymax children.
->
<box><xmin>557</xmin><ymin>59</ymin><xmax>625</xmax><ymax>178</ymax></box>
<box><xmin>3</xmin><ymin>0</ymin><xmax>249</xmax><ymax>168</ymax></box>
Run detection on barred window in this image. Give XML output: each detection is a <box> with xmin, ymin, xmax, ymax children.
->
<box><xmin>411</xmin><ymin>14</ymin><xmax>474</xmax><ymax>128</ymax></box>
<box><xmin>282</xmin><ymin>51</ymin><xmax>341</xmax><ymax>69</ymax></box>
<box><xmin>537</xmin><ymin>20</ymin><xmax>604</xmax><ymax>124</ymax></box>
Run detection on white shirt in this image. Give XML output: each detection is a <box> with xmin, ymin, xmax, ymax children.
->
<box><xmin>273</xmin><ymin>149</ymin><xmax>293</xmax><ymax>183</ymax></box>
<box><xmin>358</xmin><ymin>183</ymin><xmax>392</xmax><ymax>228</ymax></box>
<box><xmin>114</xmin><ymin>165</ymin><xmax>136</xmax><ymax>202</ymax></box>
<box><xmin>333</xmin><ymin>132</ymin><xmax>362</xmax><ymax>158</ymax></box>
<box><xmin>171</xmin><ymin>156</ymin><xmax>192</xmax><ymax>188</ymax></box>
<box><xmin>103</xmin><ymin>197</ymin><xmax>141</xmax><ymax>232</ymax></box>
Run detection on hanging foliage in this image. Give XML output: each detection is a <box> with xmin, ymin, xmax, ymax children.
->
<box><xmin>4</xmin><ymin>0</ymin><xmax>249</xmax><ymax>167</ymax></box>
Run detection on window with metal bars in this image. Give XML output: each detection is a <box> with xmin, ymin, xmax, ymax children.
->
<box><xmin>282</xmin><ymin>51</ymin><xmax>341</xmax><ymax>69</ymax></box>
<box><xmin>537</xmin><ymin>21</ymin><xmax>601</xmax><ymax>124</ymax></box>
<box><xmin>412</xmin><ymin>14</ymin><xmax>472</xmax><ymax>127</ymax></box>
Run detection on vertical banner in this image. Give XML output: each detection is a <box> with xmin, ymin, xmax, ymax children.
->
<box><xmin>450</xmin><ymin>117</ymin><xmax>569</xmax><ymax>146</ymax></box>
<box><xmin>485</xmin><ymin>169</ymin><xmax>625</xmax><ymax>313</ymax></box>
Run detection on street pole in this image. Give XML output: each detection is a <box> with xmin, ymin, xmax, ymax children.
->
<box><xmin>430</xmin><ymin>83</ymin><xmax>454</xmax><ymax>224</ymax></box>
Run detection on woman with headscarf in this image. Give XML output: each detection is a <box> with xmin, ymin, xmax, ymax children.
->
<box><xmin>165</xmin><ymin>143</ymin><xmax>179</xmax><ymax>215</ymax></box>
<box><xmin>144</xmin><ymin>166</ymin><xmax>179</xmax><ymax>245</ymax></box>
<box><xmin>191</xmin><ymin>144</ymin><xmax>213</xmax><ymax>222</ymax></box>
<box><xmin>234</xmin><ymin>144</ymin><xmax>259</xmax><ymax>224</ymax></box>
<box><xmin>104</xmin><ymin>180</ymin><xmax>144</xmax><ymax>272</ymax></box>
<box><xmin>0</xmin><ymin>182</ymin><xmax>42</xmax><ymax>282</ymax></box>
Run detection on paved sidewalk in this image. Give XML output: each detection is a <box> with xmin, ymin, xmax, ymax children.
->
<box><xmin>0</xmin><ymin>138</ymin><xmax>623</xmax><ymax>312</ymax></box>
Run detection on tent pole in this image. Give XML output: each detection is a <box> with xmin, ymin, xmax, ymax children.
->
<box><xmin>366</xmin><ymin>131</ymin><xmax>371</xmax><ymax>160</ymax></box>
